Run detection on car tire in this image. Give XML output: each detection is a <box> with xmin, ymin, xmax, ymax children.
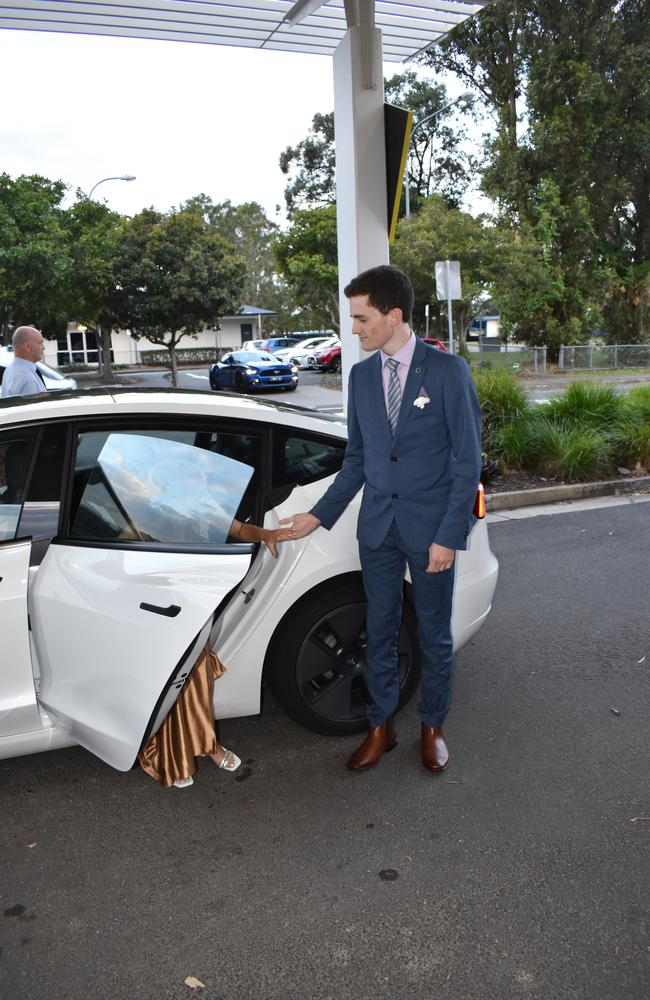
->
<box><xmin>330</xmin><ymin>356</ymin><xmax>341</xmax><ymax>374</ymax></box>
<box><xmin>264</xmin><ymin>575</ymin><xmax>421</xmax><ymax>736</ymax></box>
<box><xmin>210</xmin><ymin>378</ymin><xmax>220</xmax><ymax>391</ymax></box>
<box><xmin>235</xmin><ymin>372</ymin><xmax>246</xmax><ymax>392</ymax></box>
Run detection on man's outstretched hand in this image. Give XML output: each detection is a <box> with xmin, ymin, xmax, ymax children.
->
<box><xmin>279</xmin><ymin>512</ymin><xmax>321</xmax><ymax>539</ymax></box>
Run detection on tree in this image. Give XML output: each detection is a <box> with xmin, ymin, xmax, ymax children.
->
<box><xmin>392</xmin><ymin>196</ymin><xmax>494</xmax><ymax>348</ymax></box>
<box><xmin>273</xmin><ymin>205</ymin><xmax>339</xmax><ymax>333</ymax></box>
<box><xmin>393</xmin><ymin>194</ymin><xmax>562</xmax><ymax>355</ymax></box>
<box><xmin>63</xmin><ymin>195</ymin><xmax>124</xmax><ymax>381</ymax></box>
<box><xmin>384</xmin><ymin>71</ymin><xmax>476</xmax><ymax>211</ymax></box>
<box><xmin>0</xmin><ymin>173</ymin><xmax>72</xmax><ymax>343</ymax></box>
<box><xmin>279</xmin><ymin>113</ymin><xmax>336</xmax><ymax>214</ymax></box>
<box><xmin>422</xmin><ymin>0</ymin><xmax>650</xmax><ymax>345</ymax></box>
<box><xmin>279</xmin><ymin>72</ymin><xmax>476</xmax><ymax>214</ymax></box>
<box><xmin>113</xmin><ymin>207</ymin><xmax>245</xmax><ymax>385</ymax></box>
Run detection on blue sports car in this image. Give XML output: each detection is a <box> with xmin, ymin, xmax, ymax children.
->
<box><xmin>209</xmin><ymin>351</ymin><xmax>299</xmax><ymax>393</ymax></box>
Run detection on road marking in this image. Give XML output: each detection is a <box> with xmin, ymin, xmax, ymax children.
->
<box><xmin>184</xmin><ymin>372</ymin><xmax>209</xmax><ymax>380</ymax></box>
<box><xmin>488</xmin><ymin>492</ymin><xmax>650</xmax><ymax>522</ymax></box>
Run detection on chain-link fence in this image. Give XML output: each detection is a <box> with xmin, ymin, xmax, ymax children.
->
<box><xmin>559</xmin><ymin>344</ymin><xmax>650</xmax><ymax>371</ymax></box>
<box><xmin>468</xmin><ymin>340</ymin><xmax>547</xmax><ymax>373</ymax></box>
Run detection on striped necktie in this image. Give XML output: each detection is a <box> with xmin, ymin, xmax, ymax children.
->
<box><xmin>386</xmin><ymin>357</ymin><xmax>401</xmax><ymax>436</ymax></box>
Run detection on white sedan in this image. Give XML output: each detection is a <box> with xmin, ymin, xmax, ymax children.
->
<box><xmin>0</xmin><ymin>389</ymin><xmax>498</xmax><ymax>772</ymax></box>
<box><xmin>274</xmin><ymin>336</ymin><xmax>338</xmax><ymax>367</ymax></box>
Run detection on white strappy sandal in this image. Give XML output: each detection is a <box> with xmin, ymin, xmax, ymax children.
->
<box><xmin>212</xmin><ymin>748</ymin><xmax>241</xmax><ymax>773</ymax></box>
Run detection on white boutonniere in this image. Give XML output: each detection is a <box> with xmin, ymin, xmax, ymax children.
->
<box><xmin>413</xmin><ymin>394</ymin><xmax>430</xmax><ymax>410</ymax></box>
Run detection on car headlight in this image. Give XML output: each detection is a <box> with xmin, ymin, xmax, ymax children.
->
<box><xmin>291</xmin><ymin>365</ymin><xmax>299</xmax><ymax>373</ymax></box>
<box><xmin>244</xmin><ymin>367</ymin><xmax>257</xmax><ymax>375</ymax></box>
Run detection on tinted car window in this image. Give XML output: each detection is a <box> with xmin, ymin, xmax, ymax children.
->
<box><xmin>0</xmin><ymin>427</ymin><xmax>38</xmax><ymax>540</ymax></box>
<box><xmin>272</xmin><ymin>431</ymin><xmax>346</xmax><ymax>490</ymax></box>
<box><xmin>69</xmin><ymin>430</ymin><xmax>255</xmax><ymax>545</ymax></box>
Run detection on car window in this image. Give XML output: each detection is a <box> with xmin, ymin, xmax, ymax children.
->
<box><xmin>271</xmin><ymin>431</ymin><xmax>346</xmax><ymax>490</ymax></box>
<box><xmin>0</xmin><ymin>427</ymin><xmax>38</xmax><ymax>541</ymax></box>
<box><xmin>68</xmin><ymin>430</ymin><xmax>256</xmax><ymax>546</ymax></box>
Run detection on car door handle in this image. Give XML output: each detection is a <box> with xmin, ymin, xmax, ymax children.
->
<box><xmin>140</xmin><ymin>602</ymin><xmax>182</xmax><ymax>618</ymax></box>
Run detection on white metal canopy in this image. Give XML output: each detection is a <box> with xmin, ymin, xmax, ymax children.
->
<box><xmin>0</xmin><ymin>1</ymin><xmax>490</xmax><ymax>62</ymax></box>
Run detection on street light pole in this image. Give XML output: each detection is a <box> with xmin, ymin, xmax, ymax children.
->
<box><xmin>85</xmin><ymin>174</ymin><xmax>136</xmax><ymax>380</ymax></box>
<box><xmin>404</xmin><ymin>92</ymin><xmax>474</xmax><ymax>218</ymax></box>
<box><xmin>88</xmin><ymin>174</ymin><xmax>136</xmax><ymax>199</ymax></box>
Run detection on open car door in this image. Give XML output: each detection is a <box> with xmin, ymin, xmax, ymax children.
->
<box><xmin>29</xmin><ymin>430</ymin><xmax>256</xmax><ymax>771</ymax></box>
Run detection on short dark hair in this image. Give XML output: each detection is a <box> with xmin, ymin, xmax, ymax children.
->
<box><xmin>344</xmin><ymin>265</ymin><xmax>413</xmax><ymax>324</ymax></box>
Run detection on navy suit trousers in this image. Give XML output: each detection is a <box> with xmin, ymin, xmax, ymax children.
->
<box><xmin>359</xmin><ymin>519</ymin><xmax>455</xmax><ymax>727</ymax></box>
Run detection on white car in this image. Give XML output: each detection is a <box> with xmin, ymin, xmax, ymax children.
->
<box><xmin>274</xmin><ymin>336</ymin><xmax>337</xmax><ymax>367</ymax></box>
<box><xmin>0</xmin><ymin>346</ymin><xmax>78</xmax><ymax>393</ymax></box>
<box><xmin>0</xmin><ymin>389</ymin><xmax>498</xmax><ymax>772</ymax></box>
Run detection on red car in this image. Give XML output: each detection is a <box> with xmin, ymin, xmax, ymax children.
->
<box><xmin>421</xmin><ymin>337</ymin><xmax>448</xmax><ymax>351</ymax></box>
<box><xmin>311</xmin><ymin>336</ymin><xmax>446</xmax><ymax>373</ymax></box>
<box><xmin>311</xmin><ymin>343</ymin><xmax>341</xmax><ymax>372</ymax></box>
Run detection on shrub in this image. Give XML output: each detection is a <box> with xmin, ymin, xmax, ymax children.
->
<box><xmin>543</xmin><ymin>382</ymin><xmax>623</xmax><ymax>427</ymax></box>
<box><xmin>622</xmin><ymin>385</ymin><xmax>650</xmax><ymax>425</ymax></box>
<box><xmin>473</xmin><ymin>370</ymin><xmax>529</xmax><ymax>456</ymax></box>
<box><xmin>606</xmin><ymin>420</ymin><xmax>650</xmax><ymax>472</ymax></box>
<box><xmin>532</xmin><ymin>422</ymin><xmax>614</xmax><ymax>481</ymax></box>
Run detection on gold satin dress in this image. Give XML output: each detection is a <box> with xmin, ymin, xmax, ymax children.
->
<box><xmin>138</xmin><ymin>646</ymin><xmax>226</xmax><ymax>788</ymax></box>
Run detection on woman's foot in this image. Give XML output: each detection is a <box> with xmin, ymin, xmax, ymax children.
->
<box><xmin>172</xmin><ymin>776</ymin><xmax>194</xmax><ymax>788</ymax></box>
<box><xmin>209</xmin><ymin>746</ymin><xmax>241</xmax><ymax>772</ymax></box>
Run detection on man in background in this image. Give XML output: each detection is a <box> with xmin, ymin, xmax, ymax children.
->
<box><xmin>1</xmin><ymin>327</ymin><xmax>47</xmax><ymax>398</ymax></box>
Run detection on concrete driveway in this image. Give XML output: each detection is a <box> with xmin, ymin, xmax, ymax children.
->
<box><xmin>1</xmin><ymin>496</ymin><xmax>648</xmax><ymax>1000</ymax></box>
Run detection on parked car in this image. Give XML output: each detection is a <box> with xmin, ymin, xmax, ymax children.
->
<box><xmin>240</xmin><ymin>339</ymin><xmax>268</xmax><ymax>352</ymax></box>
<box><xmin>311</xmin><ymin>343</ymin><xmax>342</xmax><ymax>372</ymax></box>
<box><xmin>209</xmin><ymin>351</ymin><xmax>299</xmax><ymax>392</ymax></box>
<box><xmin>421</xmin><ymin>338</ymin><xmax>448</xmax><ymax>351</ymax></box>
<box><xmin>0</xmin><ymin>347</ymin><xmax>77</xmax><ymax>393</ymax></box>
<box><xmin>284</xmin><ymin>337</ymin><xmax>341</xmax><ymax>368</ymax></box>
<box><xmin>274</xmin><ymin>336</ymin><xmax>337</xmax><ymax>366</ymax></box>
<box><xmin>241</xmin><ymin>336</ymin><xmax>306</xmax><ymax>355</ymax></box>
<box><xmin>0</xmin><ymin>389</ymin><xmax>498</xmax><ymax>771</ymax></box>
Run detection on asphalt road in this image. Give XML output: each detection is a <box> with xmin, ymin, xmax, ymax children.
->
<box><xmin>2</xmin><ymin>498</ymin><xmax>649</xmax><ymax>1000</ymax></box>
<box><xmin>96</xmin><ymin>365</ymin><xmax>650</xmax><ymax>408</ymax></box>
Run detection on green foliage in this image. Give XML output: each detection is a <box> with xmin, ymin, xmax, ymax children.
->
<box><xmin>486</xmin><ymin>379</ymin><xmax>649</xmax><ymax>480</ymax></box>
<box><xmin>472</xmin><ymin>368</ymin><xmax>529</xmax><ymax>457</ymax></box>
<box><xmin>113</xmin><ymin>207</ymin><xmax>245</xmax><ymax>385</ymax></box>
<box><xmin>532</xmin><ymin>422</ymin><xmax>613</xmax><ymax>481</ymax></box>
<box><xmin>542</xmin><ymin>383</ymin><xmax>623</xmax><ymax>428</ymax></box>
<box><xmin>0</xmin><ymin>173</ymin><xmax>72</xmax><ymax>340</ymax></box>
<box><xmin>273</xmin><ymin>205</ymin><xmax>339</xmax><ymax>332</ymax></box>
<box><xmin>622</xmin><ymin>385</ymin><xmax>650</xmax><ymax>425</ymax></box>
<box><xmin>279</xmin><ymin>71</ymin><xmax>476</xmax><ymax>215</ymax></box>
<box><xmin>422</xmin><ymin>0</ymin><xmax>650</xmax><ymax>348</ymax></box>
<box><xmin>393</xmin><ymin>195</ymin><xmax>554</xmax><ymax>349</ymax></box>
<box><xmin>279</xmin><ymin>112</ymin><xmax>336</xmax><ymax>214</ymax></box>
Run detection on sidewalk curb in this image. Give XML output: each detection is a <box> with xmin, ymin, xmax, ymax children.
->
<box><xmin>486</xmin><ymin>476</ymin><xmax>650</xmax><ymax>511</ymax></box>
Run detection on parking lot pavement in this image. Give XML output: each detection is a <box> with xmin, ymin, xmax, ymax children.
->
<box><xmin>1</xmin><ymin>499</ymin><xmax>648</xmax><ymax>1000</ymax></box>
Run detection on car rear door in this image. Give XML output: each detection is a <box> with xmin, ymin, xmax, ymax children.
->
<box><xmin>29</xmin><ymin>425</ymin><xmax>257</xmax><ymax>771</ymax></box>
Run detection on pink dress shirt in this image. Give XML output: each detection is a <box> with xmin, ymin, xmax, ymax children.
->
<box><xmin>380</xmin><ymin>333</ymin><xmax>417</xmax><ymax>413</ymax></box>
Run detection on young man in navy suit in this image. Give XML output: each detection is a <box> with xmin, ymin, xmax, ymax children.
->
<box><xmin>283</xmin><ymin>265</ymin><xmax>482</xmax><ymax>772</ymax></box>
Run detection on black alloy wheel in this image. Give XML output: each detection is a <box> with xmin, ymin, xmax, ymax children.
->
<box><xmin>265</xmin><ymin>576</ymin><xmax>420</xmax><ymax>736</ymax></box>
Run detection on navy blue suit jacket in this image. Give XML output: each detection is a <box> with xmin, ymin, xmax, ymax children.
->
<box><xmin>311</xmin><ymin>339</ymin><xmax>482</xmax><ymax>551</ymax></box>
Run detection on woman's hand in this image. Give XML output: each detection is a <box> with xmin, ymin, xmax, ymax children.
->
<box><xmin>231</xmin><ymin>519</ymin><xmax>298</xmax><ymax>557</ymax></box>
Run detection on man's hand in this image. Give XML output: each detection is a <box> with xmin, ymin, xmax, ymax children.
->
<box><xmin>279</xmin><ymin>512</ymin><xmax>321</xmax><ymax>539</ymax></box>
<box><xmin>426</xmin><ymin>543</ymin><xmax>455</xmax><ymax>574</ymax></box>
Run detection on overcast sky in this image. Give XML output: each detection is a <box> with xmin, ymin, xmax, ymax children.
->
<box><xmin>1</xmin><ymin>28</ymin><xmax>485</xmax><ymax>225</ymax></box>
